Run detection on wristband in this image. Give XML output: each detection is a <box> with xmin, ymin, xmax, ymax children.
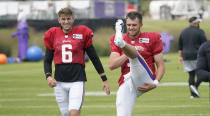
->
<box><xmin>153</xmin><ymin>80</ymin><xmax>159</xmax><ymax>87</ymax></box>
<box><xmin>101</xmin><ymin>75</ymin><xmax>107</xmax><ymax>81</ymax></box>
<box><xmin>45</xmin><ymin>72</ymin><xmax>52</xmax><ymax>79</ymax></box>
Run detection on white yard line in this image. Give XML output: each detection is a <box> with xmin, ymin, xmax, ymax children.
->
<box><xmin>84</xmin><ymin>114</ymin><xmax>210</xmax><ymax>116</ymax></box>
<box><xmin>0</xmin><ymin>98</ymin><xmax>55</xmax><ymax>102</ymax></box>
<box><xmin>37</xmin><ymin>92</ymin><xmax>116</xmax><ymax>96</ymax></box>
<box><xmin>37</xmin><ymin>82</ymin><xmax>208</xmax><ymax>96</ymax></box>
<box><xmin>0</xmin><ymin>105</ymin><xmax>209</xmax><ymax>109</ymax></box>
<box><xmin>0</xmin><ymin>114</ymin><xmax>209</xmax><ymax>116</ymax></box>
<box><xmin>82</xmin><ymin>114</ymin><xmax>210</xmax><ymax>116</ymax></box>
<box><xmin>159</xmin><ymin>82</ymin><xmax>208</xmax><ymax>86</ymax></box>
<box><xmin>0</xmin><ymin>69</ymin><xmax>42</xmax><ymax>74</ymax></box>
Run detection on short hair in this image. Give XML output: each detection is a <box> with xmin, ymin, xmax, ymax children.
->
<box><xmin>126</xmin><ymin>11</ymin><xmax>142</xmax><ymax>23</ymax></box>
<box><xmin>58</xmin><ymin>7</ymin><xmax>73</xmax><ymax>17</ymax></box>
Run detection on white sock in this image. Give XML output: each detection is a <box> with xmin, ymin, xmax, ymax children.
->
<box><xmin>114</xmin><ymin>19</ymin><xmax>126</xmax><ymax>48</ymax></box>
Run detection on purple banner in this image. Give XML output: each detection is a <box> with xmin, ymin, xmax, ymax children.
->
<box><xmin>161</xmin><ymin>32</ymin><xmax>174</xmax><ymax>54</ymax></box>
<box><xmin>94</xmin><ymin>1</ymin><xmax>125</xmax><ymax>18</ymax></box>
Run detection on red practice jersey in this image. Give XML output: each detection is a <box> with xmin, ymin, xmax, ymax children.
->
<box><xmin>110</xmin><ymin>32</ymin><xmax>163</xmax><ymax>86</ymax></box>
<box><xmin>44</xmin><ymin>25</ymin><xmax>93</xmax><ymax>66</ymax></box>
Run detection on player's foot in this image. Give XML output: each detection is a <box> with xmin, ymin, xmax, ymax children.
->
<box><xmin>114</xmin><ymin>19</ymin><xmax>126</xmax><ymax>48</ymax></box>
<box><xmin>190</xmin><ymin>96</ymin><xmax>195</xmax><ymax>99</ymax></box>
<box><xmin>190</xmin><ymin>85</ymin><xmax>200</xmax><ymax>97</ymax></box>
<box><xmin>190</xmin><ymin>95</ymin><xmax>199</xmax><ymax>99</ymax></box>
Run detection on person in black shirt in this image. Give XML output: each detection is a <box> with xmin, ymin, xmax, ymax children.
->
<box><xmin>195</xmin><ymin>41</ymin><xmax>210</xmax><ymax>93</ymax></box>
<box><xmin>178</xmin><ymin>16</ymin><xmax>207</xmax><ymax>99</ymax></box>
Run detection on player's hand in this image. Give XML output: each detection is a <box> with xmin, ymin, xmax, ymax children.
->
<box><xmin>137</xmin><ymin>82</ymin><xmax>156</xmax><ymax>93</ymax></box>
<box><xmin>47</xmin><ymin>77</ymin><xmax>57</xmax><ymax>88</ymax></box>
<box><xmin>102</xmin><ymin>80</ymin><xmax>110</xmax><ymax>95</ymax></box>
<box><xmin>179</xmin><ymin>57</ymin><xmax>183</xmax><ymax>64</ymax></box>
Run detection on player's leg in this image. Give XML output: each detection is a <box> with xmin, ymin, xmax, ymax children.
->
<box><xmin>69</xmin><ymin>82</ymin><xmax>85</xmax><ymax>116</ymax></box>
<box><xmin>116</xmin><ymin>77</ymin><xmax>136</xmax><ymax>116</ymax></box>
<box><xmin>129</xmin><ymin>55</ymin><xmax>155</xmax><ymax>97</ymax></box>
<box><xmin>183</xmin><ymin>61</ymin><xmax>200</xmax><ymax>98</ymax></box>
<box><xmin>114</xmin><ymin>19</ymin><xmax>138</xmax><ymax>59</ymax></box>
<box><xmin>54</xmin><ymin>82</ymin><xmax>69</xmax><ymax>116</ymax></box>
<box><xmin>115</xmin><ymin>19</ymin><xmax>154</xmax><ymax>96</ymax></box>
<box><xmin>189</xmin><ymin>70</ymin><xmax>200</xmax><ymax>97</ymax></box>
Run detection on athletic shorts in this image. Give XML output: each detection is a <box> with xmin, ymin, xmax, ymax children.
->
<box><xmin>54</xmin><ymin>81</ymin><xmax>85</xmax><ymax>112</ymax></box>
<box><xmin>183</xmin><ymin>60</ymin><xmax>197</xmax><ymax>72</ymax></box>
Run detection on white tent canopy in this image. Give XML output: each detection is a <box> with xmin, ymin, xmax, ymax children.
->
<box><xmin>149</xmin><ymin>0</ymin><xmax>207</xmax><ymax>20</ymax></box>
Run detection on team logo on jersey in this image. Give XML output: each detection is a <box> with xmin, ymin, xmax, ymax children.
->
<box><xmin>63</xmin><ymin>40</ymin><xmax>71</xmax><ymax>43</ymax></box>
<box><xmin>73</xmin><ymin>34</ymin><xmax>83</xmax><ymax>39</ymax></box>
<box><xmin>139</xmin><ymin>38</ymin><xmax>149</xmax><ymax>43</ymax></box>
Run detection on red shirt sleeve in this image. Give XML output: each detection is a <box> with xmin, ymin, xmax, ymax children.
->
<box><xmin>43</xmin><ymin>27</ymin><xmax>56</xmax><ymax>50</ymax></box>
<box><xmin>150</xmin><ymin>32</ymin><xmax>163</xmax><ymax>55</ymax></box>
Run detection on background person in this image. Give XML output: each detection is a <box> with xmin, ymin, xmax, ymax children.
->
<box><xmin>195</xmin><ymin>41</ymin><xmax>210</xmax><ymax>93</ymax></box>
<box><xmin>178</xmin><ymin>16</ymin><xmax>207</xmax><ymax>99</ymax></box>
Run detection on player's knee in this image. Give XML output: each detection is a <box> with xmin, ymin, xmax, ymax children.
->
<box><xmin>70</xmin><ymin>109</ymin><xmax>80</xmax><ymax>116</ymax></box>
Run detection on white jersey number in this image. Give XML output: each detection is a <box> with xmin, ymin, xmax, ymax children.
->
<box><xmin>62</xmin><ymin>44</ymin><xmax>72</xmax><ymax>63</ymax></box>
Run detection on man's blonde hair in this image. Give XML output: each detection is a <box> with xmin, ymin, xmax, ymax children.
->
<box><xmin>58</xmin><ymin>7</ymin><xmax>73</xmax><ymax>17</ymax></box>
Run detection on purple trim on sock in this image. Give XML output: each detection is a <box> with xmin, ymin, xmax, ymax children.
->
<box><xmin>137</xmin><ymin>55</ymin><xmax>155</xmax><ymax>80</ymax></box>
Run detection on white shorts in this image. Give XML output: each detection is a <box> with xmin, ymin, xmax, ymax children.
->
<box><xmin>116</xmin><ymin>55</ymin><xmax>154</xmax><ymax>116</ymax></box>
<box><xmin>183</xmin><ymin>60</ymin><xmax>197</xmax><ymax>72</ymax></box>
<box><xmin>116</xmin><ymin>77</ymin><xmax>136</xmax><ymax>116</ymax></box>
<box><xmin>54</xmin><ymin>81</ymin><xmax>85</xmax><ymax>116</ymax></box>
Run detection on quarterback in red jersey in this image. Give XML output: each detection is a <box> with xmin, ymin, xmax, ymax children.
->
<box><xmin>44</xmin><ymin>8</ymin><xmax>110</xmax><ymax>116</ymax></box>
<box><xmin>109</xmin><ymin>12</ymin><xmax>165</xmax><ymax>116</ymax></box>
<box><xmin>44</xmin><ymin>25</ymin><xmax>92</xmax><ymax>65</ymax></box>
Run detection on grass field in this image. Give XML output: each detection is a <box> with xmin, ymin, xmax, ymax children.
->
<box><xmin>0</xmin><ymin>53</ymin><xmax>210</xmax><ymax>116</ymax></box>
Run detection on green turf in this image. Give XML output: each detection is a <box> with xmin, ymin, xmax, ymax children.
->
<box><xmin>0</xmin><ymin>53</ymin><xmax>210</xmax><ymax>116</ymax></box>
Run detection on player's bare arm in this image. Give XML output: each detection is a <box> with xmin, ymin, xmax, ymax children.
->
<box><xmin>154</xmin><ymin>53</ymin><xmax>165</xmax><ymax>82</ymax></box>
<box><xmin>109</xmin><ymin>52</ymin><xmax>127</xmax><ymax>70</ymax></box>
<box><xmin>178</xmin><ymin>50</ymin><xmax>183</xmax><ymax>64</ymax></box>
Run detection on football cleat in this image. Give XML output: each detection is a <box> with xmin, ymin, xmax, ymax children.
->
<box><xmin>190</xmin><ymin>85</ymin><xmax>200</xmax><ymax>97</ymax></box>
<box><xmin>114</xmin><ymin>19</ymin><xmax>126</xmax><ymax>48</ymax></box>
<box><xmin>190</xmin><ymin>95</ymin><xmax>199</xmax><ymax>99</ymax></box>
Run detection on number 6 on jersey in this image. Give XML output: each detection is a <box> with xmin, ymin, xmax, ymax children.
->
<box><xmin>62</xmin><ymin>44</ymin><xmax>72</xmax><ymax>63</ymax></box>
